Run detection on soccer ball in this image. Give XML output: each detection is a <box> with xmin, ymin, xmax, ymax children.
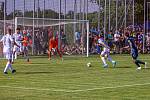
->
<box><xmin>87</xmin><ymin>62</ymin><xmax>91</xmax><ymax>67</ymax></box>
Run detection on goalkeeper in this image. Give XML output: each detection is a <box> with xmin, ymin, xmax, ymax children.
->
<box><xmin>22</xmin><ymin>30</ymin><xmax>30</xmax><ymax>62</ymax></box>
<box><xmin>48</xmin><ymin>36</ymin><xmax>62</xmax><ymax>60</ymax></box>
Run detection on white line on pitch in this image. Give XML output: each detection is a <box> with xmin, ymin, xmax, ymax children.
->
<box><xmin>0</xmin><ymin>83</ymin><xmax>150</xmax><ymax>93</ymax></box>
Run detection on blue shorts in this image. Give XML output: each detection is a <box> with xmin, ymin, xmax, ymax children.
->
<box><xmin>96</xmin><ymin>45</ymin><xmax>101</xmax><ymax>54</ymax></box>
<box><xmin>131</xmin><ymin>49</ymin><xmax>138</xmax><ymax>59</ymax></box>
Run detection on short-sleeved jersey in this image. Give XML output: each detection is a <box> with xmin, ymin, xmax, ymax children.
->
<box><xmin>13</xmin><ymin>33</ymin><xmax>23</xmax><ymax>45</ymax></box>
<box><xmin>98</xmin><ymin>37</ymin><xmax>110</xmax><ymax>49</ymax></box>
<box><xmin>126</xmin><ymin>36</ymin><xmax>138</xmax><ymax>52</ymax></box>
<box><xmin>0</xmin><ymin>34</ymin><xmax>14</xmax><ymax>53</ymax></box>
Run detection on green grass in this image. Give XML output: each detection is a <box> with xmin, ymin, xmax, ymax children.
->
<box><xmin>0</xmin><ymin>54</ymin><xmax>150</xmax><ymax>100</ymax></box>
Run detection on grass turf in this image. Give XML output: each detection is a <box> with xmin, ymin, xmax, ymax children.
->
<box><xmin>0</xmin><ymin>54</ymin><xmax>150</xmax><ymax>100</ymax></box>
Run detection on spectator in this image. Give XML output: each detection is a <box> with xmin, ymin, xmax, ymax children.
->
<box><xmin>75</xmin><ymin>31</ymin><xmax>81</xmax><ymax>46</ymax></box>
<box><xmin>107</xmin><ymin>31</ymin><xmax>113</xmax><ymax>49</ymax></box>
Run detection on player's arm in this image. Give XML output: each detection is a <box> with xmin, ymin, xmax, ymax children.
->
<box><xmin>14</xmin><ymin>41</ymin><xmax>20</xmax><ymax>47</ymax></box>
<box><xmin>98</xmin><ymin>41</ymin><xmax>110</xmax><ymax>49</ymax></box>
<box><xmin>121</xmin><ymin>38</ymin><xmax>131</xmax><ymax>50</ymax></box>
<box><xmin>122</xmin><ymin>45</ymin><xmax>130</xmax><ymax>49</ymax></box>
<box><xmin>10</xmin><ymin>36</ymin><xmax>20</xmax><ymax>47</ymax></box>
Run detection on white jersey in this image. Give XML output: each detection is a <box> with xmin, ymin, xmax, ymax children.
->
<box><xmin>98</xmin><ymin>38</ymin><xmax>110</xmax><ymax>50</ymax></box>
<box><xmin>0</xmin><ymin>34</ymin><xmax>14</xmax><ymax>53</ymax></box>
<box><xmin>13</xmin><ymin>33</ymin><xmax>23</xmax><ymax>46</ymax></box>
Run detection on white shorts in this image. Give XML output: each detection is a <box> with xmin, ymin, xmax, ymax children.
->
<box><xmin>3</xmin><ymin>52</ymin><xmax>12</xmax><ymax>60</ymax></box>
<box><xmin>101</xmin><ymin>48</ymin><xmax>110</xmax><ymax>57</ymax></box>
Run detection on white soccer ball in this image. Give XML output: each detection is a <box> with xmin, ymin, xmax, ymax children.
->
<box><xmin>87</xmin><ymin>62</ymin><xmax>91</xmax><ymax>67</ymax></box>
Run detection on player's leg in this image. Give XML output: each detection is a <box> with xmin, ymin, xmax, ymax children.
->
<box><xmin>132</xmin><ymin>52</ymin><xmax>146</xmax><ymax>70</ymax></box>
<box><xmin>12</xmin><ymin>46</ymin><xmax>19</xmax><ymax>63</ymax></box>
<box><xmin>12</xmin><ymin>51</ymin><xmax>15</xmax><ymax>63</ymax></box>
<box><xmin>4</xmin><ymin>52</ymin><xmax>16</xmax><ymax>74</ymax></box>
<box><xmin>100</xmin><ymin>50</ymin><xmax>108</xmax><ymax>68</ymax></box>
<box><xmin>25</xmin><ymin>47</ymin><xmax>30</xmax><ymax>62</ymax></box>
<box><xmin>107</xmin><ymin>55</ymin><xmax>116</xmax><ymax>68</ymax></box>
<box><xmin>135</xmin><ymin>59</ymin><xmax>146</xmax><ymax>69</ymax></box>
<box><xmin>14</xmin><ymin>46</ymin><xmax>19</xmax><ymax>59</ymax></box>
<box><xmin>105</xmin><ymin>49</ymin><xmax>116</xmax><ymax>67</ymax></box>
<box><xmin>12</xmin><ymin>46</ymin><xmax>16</xmax><ymax>63</ymax></box>
<box><xmin>56</xmin><ymin>48</ymin><xmax>62</xmax><ymax>59</ymax></box>
<box><xmin>48</xmin><ymin>47</ymin><xmax>52</xmax><ymax>60</ymax></box>
<box><xmin>23</xmin><ymin>46</ymin><xmax>29</xmax><ymax>62</ymax></box>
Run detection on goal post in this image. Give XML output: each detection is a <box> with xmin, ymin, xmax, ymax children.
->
<box><xmin>15</xmin><ymin>17</ymin><xmax>90</xmax><ymax>57</ymax></box>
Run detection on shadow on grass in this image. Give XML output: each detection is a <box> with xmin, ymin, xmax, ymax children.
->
<box><xmin>17</xmin><ymin>71</ymin><xmax>56</xmax><ymax>75</ymax></box>
<box><xmin>115</xmin><ymin>66</ymin><xmax>132</xmax><ymax>68</ymax></box>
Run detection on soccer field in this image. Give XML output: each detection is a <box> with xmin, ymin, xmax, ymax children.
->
<box><xmin>0</xmin><ymin>54</ymin><xmax>150</xmax><ymax>100</ymax></box>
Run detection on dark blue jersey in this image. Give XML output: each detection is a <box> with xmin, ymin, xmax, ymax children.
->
<box><xmin>126</xmin><ymin>36</ymin><xmax>138</xmax><ymax>52</ymax></box>
<box><xmin>126</xmin><ymin>36</ymin><xmax>138</xmax><ymax>59</ymax></box>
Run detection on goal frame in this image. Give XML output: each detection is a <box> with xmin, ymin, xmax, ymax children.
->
<box><xmin>15</xmin><ymin>17</ymin><xmax>90</xmax><ymax>57</ymax></box>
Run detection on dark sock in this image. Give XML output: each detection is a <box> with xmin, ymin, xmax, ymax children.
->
<box><xmin>135</xmin><ymin>60</ymin><xmax>140</xmax><ymax>67</ymax></box>
<box><xmin>136</xmin><ymin>60</ymin><xmax>145</xmax><ymax>65</ymax></box>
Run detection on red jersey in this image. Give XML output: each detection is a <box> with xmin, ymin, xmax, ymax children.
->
<box><xmin>22</xmin><ymin>36</ymin><xmax>29</xmax><ymax>47</ymax></box>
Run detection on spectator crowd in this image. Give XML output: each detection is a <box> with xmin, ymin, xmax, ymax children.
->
<box><xmin>4</xmin><ymin>24</ymin><xmax>149</xmax><ymax>56</ymax></box>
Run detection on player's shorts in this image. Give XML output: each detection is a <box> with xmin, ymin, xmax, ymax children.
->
<box><xmin>131</xmin><ymin>49</ymin><xmax>138</xmax><ymax>60</ymax></box>
<box><xmin>3</xmin><ymin>52</ymin><xmax>12</xmax><ymax>60</ymax></box>
<box><xmin>101</xmin><ymin>48</ymin><xmax>110</xmax><ymax>57</ymax></box>
<box><xmin>96</xmin><ymin>45</ymin><xmax>101</xmax><ymax>54</ymax></box>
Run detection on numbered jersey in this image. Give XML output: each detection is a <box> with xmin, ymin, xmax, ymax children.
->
<box><xmin>98</xmin><ymin>37</ymin><xmax>110</xmax><ymax>49</ymax></box>
<box><xmin>13</xmin><ymin>33</ymin><xmax>23</xmax><ymax>46</ymax></box>
<box><xmin>0</xmin><ymin>34</ymin><xmax>14</xmax><ymax>53</ymax></box>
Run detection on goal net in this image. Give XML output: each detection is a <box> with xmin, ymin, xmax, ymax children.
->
<box><xmin>15</xmin><ymin>17</ymin><xmax>90</xmax><ymax>57</ymax></box>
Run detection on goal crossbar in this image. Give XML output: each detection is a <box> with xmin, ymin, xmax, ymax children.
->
<box><xmin>15</xmin><ymin>17</ymin><xmax>90</xmax><ymax>57</ymax></box>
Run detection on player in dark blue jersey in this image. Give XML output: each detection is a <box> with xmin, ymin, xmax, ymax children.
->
<box><xmin>122</xmin><ymin>32</ymin><xmax>147</xmax><ymax>70</ymax></box>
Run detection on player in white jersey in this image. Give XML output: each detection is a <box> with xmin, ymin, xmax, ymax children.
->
<box><xmin>0</xmin><ymin>29</ymin><xmax>19</xmax><ymax>74</ymax></box>
<box><xmin>12</xmin><ymin>28</ymin><xmax>23</xmax><ymax>63</ymax></box>
<box><xmin>98</xmin><ymin>35</ymin><xmax>116</xmax><ymax>68</ymax></box>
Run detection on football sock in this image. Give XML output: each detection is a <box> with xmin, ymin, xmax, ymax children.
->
<box><xmin>101</xmin><ymin>56</ymin><xmax>107</xmax><ymax>65</ymax></box>
<box><xmin>135</xmin><ymin>60</ymin><xmax>140</xmax><ymax>67</ymax></box>
<box><xmin>136</xmin><ymin>60</ymin><xmax>145</xmax><ymax>65</ymax></box>
<box><xmin>12</xmin><ymin>54</ymin><xmax>14</xmax><ymax>62</ymax></box>
<box><xmin>15</xmin><ymin>52</ymin><xmax>17</xmax><ymax>59</ymax></box>
<box><xmin>4</xmin><ymin>62</ymin><xmax>11</xmax><ymax>72</ymax></box>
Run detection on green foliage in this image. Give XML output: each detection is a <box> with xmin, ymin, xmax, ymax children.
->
<box><xmin>135</xmin><ymin>3</ymin><xmax>143</xmax><ymax>14</ymax></box>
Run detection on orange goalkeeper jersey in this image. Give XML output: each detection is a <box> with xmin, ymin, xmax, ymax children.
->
<box><xmin>22</xmin><ymin>36</ymin><xmax>29</xmax><ymax>47</ymax></box>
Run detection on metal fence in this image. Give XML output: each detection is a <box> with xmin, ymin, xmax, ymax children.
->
<box><xmin>0</xmin><ymin>0</ymin><xmax>149</xmax><ymax>54</ymax></box>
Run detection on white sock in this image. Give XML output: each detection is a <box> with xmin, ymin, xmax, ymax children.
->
<box><xmin>12</xmin><ymin>54</ymin><xmax>14</xmax><ymax>62</ymax></box>
<box><xmin>4</xmin><ymin>62</ymin><xmax>10</xmax><ymax>72</ymax></box>
<box><xmin>15</xmin><ymin>52</ymin><xmax>17</xmax><ymax>59</ymax></box>
<box><xmin>101</xmin><ymin>56</ymin><xmax>107</xmax><ymax>65</ymax></box>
